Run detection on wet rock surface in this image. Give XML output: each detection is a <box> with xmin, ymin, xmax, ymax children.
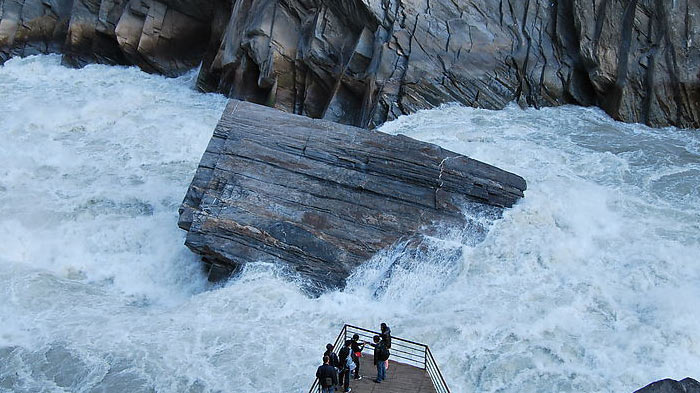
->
<box><xmin>634</xmin><ymin>378</ymin><xmax>700</xmax><ymax>393</ymax></box>
<box><xmin>178</xmin><ymin>99</ymin><xmax>526</xmax><ymax>290</ymax></box>
<box><xmin>1</xmin><ymin>0</ymin><xmax>698</xmax><ymax>128</ymax></box>
<box><xmin>0</xmin><ymin>0</ymin><xmax>224</xmax><ymax>75</ymax></box>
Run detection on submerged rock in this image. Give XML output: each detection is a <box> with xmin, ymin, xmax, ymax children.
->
<box><xmin>178</xmin><ymin>99</ymin><xmax>526</xmax><ymax>290</ymax></box>
<box><xmin>1</xmin><ymin>0</ymin><xmax>698</xmax><ymax>128</ymax></box>
<box><xmin>634</xmin><ymin>378</ymin><xmax>700</xmax><ymax>393</ymax></box>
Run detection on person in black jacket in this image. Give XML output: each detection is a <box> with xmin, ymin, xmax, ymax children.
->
<box><xmin>337</xmin><ymin>340</ymin><xmax>353</xmax><ymax>392</ymax></box>
<box><xmin>350</xmin><ymin>334</ymin><xmax>365</xmax><ymax>379</ymax></box>
<box><xmin>324</xmin><ymin>343</ymin><xmax>340</xmax><ymax>369</ymax></box>
<box><xmin>316</xmin><ymin>356</ymin><xmax>338</xmax><ymax>393</ymax></box>
<box><xmin>369</xmin><ymin>335</ymin><xmax>389</xmax><ymax>383</ymax></box>
<box><xmin>380</xmin><ymin>323</ymin><xmax>392</xmax><ymax>349</ymax></box>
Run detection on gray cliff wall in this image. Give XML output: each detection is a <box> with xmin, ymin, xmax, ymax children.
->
<box><xmin>1</xmin><ymin>0</ymin><xmax>698</xmax><ymax>128</ymax></box>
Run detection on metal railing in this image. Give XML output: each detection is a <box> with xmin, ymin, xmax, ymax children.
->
<box><xmin>308</xmin><ymin>324</ymin><xmax>450</xmax><ymax>393</ymax></box>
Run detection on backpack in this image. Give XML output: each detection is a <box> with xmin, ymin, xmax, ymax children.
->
<box><xmin>323</xmin><ymin>377</ymin><xmax>333</xmax><ymax>387</ymax></box>
<box><xmin>377</xmin><ymin>346</ymin><xmax>390</xmax><ymax>362</ymax></box>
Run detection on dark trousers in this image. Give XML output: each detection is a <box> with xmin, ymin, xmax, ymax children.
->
<box><xmin>352</xmin><ymin>355</ymin><xmax>360</xmax><ymax>378</ymax></box>
<box><xmin>339</xmin><ymin>368</ymin><xmax>350</xmax><ymax>392</ymax></box>
<box><xmin>376</xmin><ymin>360</ymin><xmax>386</xmax><ymax>382</ymax></box>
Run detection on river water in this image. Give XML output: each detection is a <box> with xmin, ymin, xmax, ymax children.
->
<box><xmin>1</xmin><ymin>55</ymin><xmax>699</xmax><ymax>393</ymax></box>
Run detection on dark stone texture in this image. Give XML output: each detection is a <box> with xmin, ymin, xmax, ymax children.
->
<box><xmin>2</xmin><ymin>0</ymin><xmax>697</xmax><ymax>128</ymax></box>
<box><xmin>61</xmin><ymin>0</ymin><xmax>130</xmax><ymax>67</ymax></box>
<box><xmin>634</xmin><ymin>378</ymin><xmax>700</xmax><ymax>393</ymax></box>
<box><xmin>193</xmin><ymin>0</ymin><xmax>699</xmax><ymax>129</ymax></box>
<box><xmin>0</xmin><ymin>0</ymin><xmax>74</xmax><ymax>62</ymax></box>
<box><xmin>0</xmin><ymin>0</ymin><xmax>223</xmax><ymax>76</ymax></box>
<box><xmin>111</xmin><ymin>0</ymin><xmax>215</xmax><ymax>76</ymax></box>
<box><xmin>178</xmin><ymin>99</ymin><xmax>526</xmax><ymax>290</ymax></box>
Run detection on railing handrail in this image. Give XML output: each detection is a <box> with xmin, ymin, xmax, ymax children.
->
<box><xmin>308</xmin><ymin>324</ymin><xmax>450</xmax><ymax>393</ymax></box>
<box><xmin>426</xmin><ymin>346</ymin><xmax>450</xmax><ymax>393</ymax></box>
<box><xmin>344</xmin><ymin>324</ymin><xmax>430</xmax><ymax>348</ymax></box>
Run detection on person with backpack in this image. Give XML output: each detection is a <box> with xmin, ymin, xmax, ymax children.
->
<box><xmin>338</xmin><ymin>340</ymin><xmax>353</xmax><ymax>392</ymax></box>
<box><xmin>350</xmin><ymin>334</ymin><xmax>365</xmax><ymax>380</ymax></box>
<box><xmin>380</xmin><ymin>323</ymin><xmax>392</xmax><ymax>372</ymax></box>
<box><xmin>370</xmin><ymin>335</ymin><xmax>390</xmax><ymax>383</ymax></box>
<box><xmin>316</xmin><ymin>355</ymin><xmax>338</xmax><ymax>393</ymax></box>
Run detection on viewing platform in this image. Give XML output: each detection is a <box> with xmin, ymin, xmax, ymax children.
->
<box><xmin>309</xmin><ymin>325</ymin><xmax>450</xmax><ymax>393</ymax></box>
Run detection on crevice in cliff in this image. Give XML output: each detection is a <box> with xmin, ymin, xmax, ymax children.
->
<box><xmin>642</xmin><ymin>2</ymin><xmax>659</xmax><ymax>125</ymax></box>
<box><xmin>605</xmin><ymin>0</ymin><xmax>638</xmax><ymax>119</ymax></box>
<box><xmin>395</xmin><ymin>9</ymin><xmax>420</xmax><ymax>117</ymax></box>
<box><xmin>515</xmin><ymin>0</ymin><xmax>534</xmax><ymax>106</ymax></box>
<box><xmin>592</xmin><ymin>0</ymin><xmax>610</xmax><ymax>50</ymax></box>
<box><xmin>655</xmin><ymin>0</ymin><xmax>686</xmax><ymax>126</ymax></box>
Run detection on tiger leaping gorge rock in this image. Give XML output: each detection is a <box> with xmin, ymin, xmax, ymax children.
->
<box><xmin>2</xmin><ymin>0</ymin><xmax>698</xmax><ymax>128</ymax></box>
<box><xmin>178</xmin><ymin>100</ymin><xmax>526</xmax><ymax>290</ymax></box>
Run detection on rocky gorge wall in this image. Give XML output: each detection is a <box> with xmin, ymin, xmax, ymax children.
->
<box><xmin>1</xmin><ymin>0</ymin><xmax>698</xmax><ymax>129</ymax></box>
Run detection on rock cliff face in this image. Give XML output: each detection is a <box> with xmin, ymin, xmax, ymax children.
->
<box><xmin>1</xmin><ymin>0</ymin><xmax>698</xmax><ymax>128</ymax></box>
<box><xmin>178</xmin><ymin>99</ymin><xmax>526</xmax><ymax>290</ymax></box>
<box><xmin>0</xmin><ymin>0</ymin><xmax>226</xmax><ymax>75</ymax></box>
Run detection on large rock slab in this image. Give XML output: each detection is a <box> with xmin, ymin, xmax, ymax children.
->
<box><xmin>178</xmin><ymin>100</ymin><xmax>526</xmax><ymax>290</ymax></box>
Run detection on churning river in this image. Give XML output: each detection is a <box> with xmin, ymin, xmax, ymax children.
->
<box><xmin>1</xmin><ymin>55</ymin><xmax>699</xmax><ymax>393</ymax></box>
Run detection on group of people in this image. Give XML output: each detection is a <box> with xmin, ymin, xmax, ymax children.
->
<box><xmin>315</xmin><ymin>323</ymin><xmax>392</xmax><ymax>393</ymax></box>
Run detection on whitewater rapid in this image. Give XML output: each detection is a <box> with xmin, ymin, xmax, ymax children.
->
<box><xmin>0</xmin><ymin>55</ymin><xmax>699</xmax><ymax>393</ymax></box>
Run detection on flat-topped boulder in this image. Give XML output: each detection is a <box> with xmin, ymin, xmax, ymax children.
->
<box><xmin>178</xmin><ymin>100</ymin><xmax>526</xmax><ymax>290</ymax></box>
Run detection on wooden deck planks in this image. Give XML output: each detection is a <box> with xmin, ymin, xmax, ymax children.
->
<box><xmin>346</xmin><ymin>354</ymin><xmax>437</xmax><ymax>393</ymax></box>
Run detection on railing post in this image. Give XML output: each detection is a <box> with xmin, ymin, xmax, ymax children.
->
<box><xmin>424</xmin><ymin>346</ymin><xmax>428</xmax><ymax>369</ymax></box>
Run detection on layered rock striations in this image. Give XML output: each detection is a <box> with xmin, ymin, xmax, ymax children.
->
<box><xmin>178</xmin><ymin>99</ymin><xmax>526</xmax><ymax>289</ymax></box>
<box><xmin>1</xmin><ymin>0</ymin><xmax>698</xmax><ymax>128</ymax></box>
<box><xmin>0</xmin><ymin>0</ymin><xmax>227</xmax><ymax>75</ymax></box>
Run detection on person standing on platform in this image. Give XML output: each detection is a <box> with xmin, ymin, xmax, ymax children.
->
<box><xmin>380</xmin><ymin>323</ymin><xmax>392</xmax><ymax>349</ymax></box>
<box><xmin>316</xmin><ymin>355</ymin><xmax>338</xmax><ymax>393</ymax></box>
<box><xmin>380</xmin><ymin>323</ymin><xmax>392</xmax><ymax>371</ymax></box>
<box><xmin>324</xmin><ymin>343</ymin><xmax>340</xmax><ymax>375</ymax></box>
<box><xmin>351</xmin><ymin>334</ymin><xmax>365</xmax><ymax>380</ymax></box>
<box><xmin>370</xmin><ymin>335</ymin><xmax>390</xmax><ymax>383</ymax></box>
<box><xmin>338</xmin><ymin>340</ymin><xmax>353</xmax><ymax>392</ymax></box>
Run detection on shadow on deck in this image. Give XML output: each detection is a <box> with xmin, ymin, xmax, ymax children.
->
<box><xmin>349</xmin><ymin>353</ymin><xmax>436</xmax><ymax>393</ymax></box>
<box><xmin>308</xmin><ymin>325</ymin><xmax>450</xmax><ymax>393</ymax></box>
